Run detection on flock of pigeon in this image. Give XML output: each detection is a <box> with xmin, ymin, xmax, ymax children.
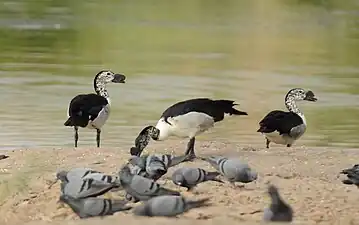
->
<box><xmin>52</xmin><ymin>153</ymin><xmax>291</xmax><ymax>220</ymax></box>
<box><xmin>52</xmin><ymin>70</ymin><xmax>358</xmax><ymax>222</ymax></box>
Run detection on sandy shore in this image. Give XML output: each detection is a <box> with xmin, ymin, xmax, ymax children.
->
<box><xmin>0</xmin><ymin>140</ymin><xmax>359</xmax><ymax>225</ymax></box>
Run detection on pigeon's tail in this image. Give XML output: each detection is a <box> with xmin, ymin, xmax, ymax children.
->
<box><xmin>185</xmin><ymin>197</ymin><xmax>212</xmax><ymax>211</ymax></box>
<box><xmin>159</xmin><ymin>188</ymin><xmax>181</xmax><ymax>197</ymax></box>
<box><xmin>342</xmin><ymin>179</ymin><xmax>355</xmax><ymax>185</ymax></box>
<box><xmin>214</xmin><ymin>100</ymin><xmax>248</xmax><ymax>116</ymax></box>
<box><xmin>64</xmin><ymin>117</ymin><xmax>74</xmax><ymax>126</ymax></box>
<box><xmin>205</xmin><ymin>171</ymin><xmax>224</xmax><ymax>183</ymax></box>
<box><xmin>198</xmin><ymin>157</ymin><xmax>220</xmax><ymax>171</ymax></box>
<box><xmin>344</xmin><ymin>171</ymin><xmax>359</xmax><ymax>186</ymax></box>
<box><xmin>341</xmin><ymin>167</ymin><xmax>358</xmax><ymax>175</ymax></box>
<box><xmin>59</xmin><ymin>195</ymin><xmax>83</xmax><ymax>214</ymax></box>
<box><xmin>111</xmin><ymin>200</ymin><xmax>133</xmax><ymax>212</ymax></box>
<box><xmin>169</xmin><ymin>154</ymin><xmax>194</xmax><ymax>167</ymax></box>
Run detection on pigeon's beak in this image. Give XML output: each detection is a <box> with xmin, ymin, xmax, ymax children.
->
<box><xmin>112</xmin><ymin>74</ymin><xmax>126</xmax><ymax>83</ymax></box>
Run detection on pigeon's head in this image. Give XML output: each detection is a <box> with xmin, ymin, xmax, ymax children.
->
<box><xmin>58</xmin><ymin>194</ymin><xmax>71</xmax><ymax>203</ymax></box>
<box><xmin>239</xmin><ymin>168</ymin><xmax>258</xmax><ymax>183</ymax></box>
<box><xmin>286</xmin><ymin>88</ymin><xmax>317</xmax><ymax>102</ymax></box>
<box><xmin>146</xmin><ymin>159</ymin><xmax>167</xmax><ymax>180</ymax></box>
<box><xmin>95</xmin><ymin>70</ymin><xmax>126</xmax><ymax>84</ymax></box>
<box><xmin>247</xmin><ymin>169</ymin><xmax>258</xmax><ymax>181</ymax></box>
<box><xmin>127</xmin><ymin>163</ymin><xmax>145</xmax><ymax>176</ymax></box>
<box><xmin>172</xmin><ymin>173</ymin><xmax>186</xmax><ymax>187</ymax></box>
<box><xmin>132</xmin><ymin>202</ymin><xmax>149</xmax><ymax>216</ymax></box>
<box><xmin>128</xmin><ymin>156</ymin><xmax>146</xmax><ymax>169</ymax></box>
<box><xmin>118</xmin><ymin>165</ymin><xmax>134</xmax><ymax>185</ymax></box>
<box><xmin>56</xmin><ymin>170</ymin><xmax>69</xmax><ymax>183</ymax></box>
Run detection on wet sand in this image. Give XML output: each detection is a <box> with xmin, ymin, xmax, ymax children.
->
<box><xmin>0</xmin><ymin>140</ymin><xmax>358</xmax><ymax>225</ymax></box>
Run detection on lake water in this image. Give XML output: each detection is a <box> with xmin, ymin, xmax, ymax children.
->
<box><xmin>0</xmin><ymin>0</ymin><xmax>358</xmax><ymax>150</ymax></box>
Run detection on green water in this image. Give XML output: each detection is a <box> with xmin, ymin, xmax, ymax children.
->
<box><xmin>0</xmin><ymin>0</ymin><xmax>358</xmax><ymax>150</ymax></box>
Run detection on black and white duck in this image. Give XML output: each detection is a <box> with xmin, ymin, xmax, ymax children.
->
<box><xmin>130</xmin><ymin>98</ymin><xmax>248</xmax><ymax>158</ymax></box>
<box><xmin>257</xmin><ymin>88</ymin><xmax>317</xmax><ymax>148</ymax></box>
<box><xmin>64</xmin><ymin>70</ymin><xmax>126</xmax><ymax>147</ymax></box>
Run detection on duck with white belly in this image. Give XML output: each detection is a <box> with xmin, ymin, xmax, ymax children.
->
<box><xmin>257</xmin><ymin>88</ymin><xmax>317</xmax><ymax>148</ymax></box>
<box><xmin>64</xmin><ymin>70</ymin><xmax>126</xmax><ymax>148</ymax></box>
<box><xmin>130</xmin><ymin>98</ymin><xmax>248</xmax><ymax>158</ymax></box>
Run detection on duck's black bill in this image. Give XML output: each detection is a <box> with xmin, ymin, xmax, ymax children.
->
<box><xmin>304</xmin><ymin>91</ymin><xmax>317</xmax><ymax>101</ymax></box>
<box><xmin>112</xmin><ymin>74</ymin><xmax>126</xmax><ymax>83</ymax></box>
<box><xmin>304</xmin><ymin>96</ymin><xmax>317</xmax><ymax>101</ymax></box>
<box><xmin>130</xmin><ymin>147</ymin><xmax>141</xmax><ymax>156</ymax></box>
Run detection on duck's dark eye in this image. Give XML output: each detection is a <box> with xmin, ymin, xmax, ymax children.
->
<box><xmin>107</xmin><ymin>72</ymin><xmax>111</xmax><ymax>75</ymax></box>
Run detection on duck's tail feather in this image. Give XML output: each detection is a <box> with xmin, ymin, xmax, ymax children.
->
<box><xmin>214</xmin><ymin>100</ymin><xmax>248</xmax><ymax>116</ymax></box>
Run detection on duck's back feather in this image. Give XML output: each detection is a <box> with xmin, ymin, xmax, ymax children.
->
<box><xmin>161</xmin><ymin>98</ymin><xmax>246</xmax><ymax>123</ymax></box>
<box><xmin>64</xmin><ymin>94</ymin><xmax>108</xmax><ymax>127</ymax></box>
<box><xmin>257</xmin><ymin>110</ymin><xmax>303</xmax><ymax>135</ymax></box>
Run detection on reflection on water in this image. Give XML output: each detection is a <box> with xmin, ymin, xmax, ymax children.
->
<box><xmin>0</xmin><ymin>0</ymin><xmax>358</xmax><ymax>150</ymax></box>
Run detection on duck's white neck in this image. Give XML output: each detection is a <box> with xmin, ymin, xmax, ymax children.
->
<box><xmin>94</xmin><ymin>79</ymin><xmax>111</xmax><ymax>104</ymax></box>
<box><xmin>285</xmin><ymin>96</ymin><xmax>306</xmax><ymax>125</ymax></box>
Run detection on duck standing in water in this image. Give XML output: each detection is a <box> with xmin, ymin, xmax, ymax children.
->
<box><xmin>64</xmin><ymin>70</ymin><xmax>126</xmax><ymax>147</ymax></box>
<box><xmin>257</xmin><ymin>88</ymin><xmax>317</xmax><ymax>148</ymax></box>
<box><xmin>130</xmin><ymin>98</ymin><xmax>248</xmax><ymax>158</ymax></box>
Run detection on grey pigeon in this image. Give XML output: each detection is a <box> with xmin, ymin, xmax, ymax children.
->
<box><xmin>144</xmin><ymin>155</ymin><xmax>168</xmax><ymax>180</ymax></box>
<box><xmin>126</xmin><ymin>156</ymin><xmax>147</xmax><ymax>177</ymax></box>
<box><xmin>57</xmin><ymin>168</ymin><xmax>100</xmax><ymax>182</ymax></box>
<box><xmin>60</xmin><ymin>177</ymin><xmax>120</xmax><ymax>199</ymax></box>
<box><xmin>119</xmin><ymin>165</ymin><xmax>180</xmax><ymax>202</ymax></box>
<box><xmin>49</xmin><ymin>168</ymin><xmax>101</xmax><ymax>189</ymax></box>
<box><xmin>59</xmin><ymin>194</ymin><xmax>132</xmax><ymax>219</ymax></box>
<box><xmin>133</xmin><ymin>195</ymin><xmax>211</xmax><ymax>217</ymax></box>
<box><xmin>200</xmin><ymin>156</ymin><xmax>258</xmax><ymax>186</ymax></box>
<box><xmin>128</xmin><ymin>153</ymin><xmax>193</xmax><ymax>180</ymax></box>
<box><xmin>263</xmin><ymin>185</ymin><xmax>293</xmax><ymax>222</ymax></box>
<box><xmin>171</xmin><ymin>167</ymin><xmax>224</xmax><ymax>191</ymax></box>
<box><xmin>340</xmin><ymin>164</ymin><xmax>359</xmax><ymax>187</ymax></box>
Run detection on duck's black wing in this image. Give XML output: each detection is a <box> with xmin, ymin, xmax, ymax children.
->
<box><xmin>257</xmin><ymin>110</ymin><xmax>303</xmax><ymax>135</ymax></box>
<box><xmin>64</xmin><ymin>94</ymin><xmax>108</xmax><ymax>127</ymax></box>
<box><xmin>161</xmin><ymin>98</ymin><xmax>247</xmax><ymax>123</ymax></box>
